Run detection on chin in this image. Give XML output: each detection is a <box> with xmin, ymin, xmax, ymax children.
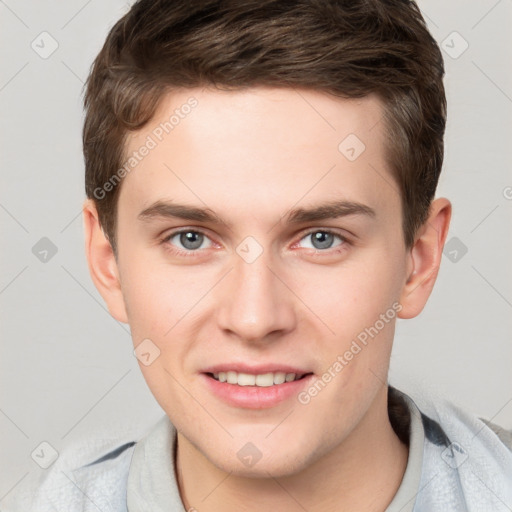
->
<box><xmin>203</xmin><ymin>438</ymin><xmax>316</xmax><ymax>479</ymax></box>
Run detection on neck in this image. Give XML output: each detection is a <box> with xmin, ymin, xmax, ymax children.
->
<box><xmin>176</xmin><ymin>385</ymin><xmax>409</xmax><ymax>512</ymax></box>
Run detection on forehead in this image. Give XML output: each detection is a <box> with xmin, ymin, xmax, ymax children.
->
<box><xmin>118</xmin><ymin>86</ymin><xmax>399</xmax><ymax>228</ymax></box>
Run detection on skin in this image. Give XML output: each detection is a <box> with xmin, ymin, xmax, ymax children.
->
<box><xmin>83</xmin><ymin>86</ymin><xmax>451</xmax><ymax>511</ymax></box>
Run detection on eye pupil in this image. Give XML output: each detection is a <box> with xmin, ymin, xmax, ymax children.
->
<box><xmin>180</xmin><ymin>231</ymin><xmax>203</xmax><ymax>250</ymax></box>
<box><xmin>311</xmin><ymin>231</ymin><xmax>334</xmax><ymax>250</ymax></box>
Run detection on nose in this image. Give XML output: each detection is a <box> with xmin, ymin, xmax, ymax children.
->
<box><xmin>215</xmin><ymin>247</ymin><xmax>297</xmax><ymax>344</ymax></box>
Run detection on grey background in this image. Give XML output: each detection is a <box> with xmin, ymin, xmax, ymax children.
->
<box><xmin>1</xmin><ymin>0</ymin><xmax>511</xmax><ymax>502</ymax></box>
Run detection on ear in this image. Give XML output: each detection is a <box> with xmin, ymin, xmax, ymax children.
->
<box><xmin>398</xmin><ymin>197</ymin><xmax>452</xmax><ymax>319</ymax></box>
<box><xmin>82</xmin><ymin>199</ymin><xmax>129</xmax><ymax>323</ymax></box>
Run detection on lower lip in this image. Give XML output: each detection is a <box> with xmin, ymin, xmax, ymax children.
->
<box><xmin>201</xmin><ymin>373</ymin><xmax>315</xmax><ymax>409</ymax></box>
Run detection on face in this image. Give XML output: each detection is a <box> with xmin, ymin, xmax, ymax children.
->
<box><xmin>110</xmin><ymin>87</ymin><xmax>412</xmax><ymax>476</ymax></box>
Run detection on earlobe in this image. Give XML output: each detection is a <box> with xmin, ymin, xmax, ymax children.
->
<box><xmin>398</xmin><ymin>198</ymin><xmax>452</xmax><ymax>319</ymax></box>
<box><xmin>82</xmin><ymin>199</ymin><xmax>129</xmax><ymax>323</ymax></box>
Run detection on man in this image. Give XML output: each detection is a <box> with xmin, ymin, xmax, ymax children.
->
<box><xmin>5</xmin><ymin>0</ymin><xmax>512</xmax><ymax>510</ymax></box>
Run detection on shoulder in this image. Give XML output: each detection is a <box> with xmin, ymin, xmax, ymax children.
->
<box><xmin>420</xmin><ymin>394</ymin><xmax>512</xmax><ymax>457</ymax></box>
<box><xmin>478</xmin><ymin>417</ymin><xmax>512</xmax><ymax>452</ymax></box>
<box><xmin>2</xmin><ymin>438</ymin><xmax>137</xmax><ymax>512</ymax></box>
<box><xmin>398</xmin><ymin>388</ymin><xmax>512</xmax><ymax>510</ymax></box>
<box><xmin>394</xmin><ymin>386</ymin><xmax>512</xmax><ymax>454</ymax></box>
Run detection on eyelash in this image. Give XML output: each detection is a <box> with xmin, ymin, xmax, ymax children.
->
<box><xmin>159</xmin><ymin>228</ymin><xmax>350</xmax><ymax>258</ymax></box>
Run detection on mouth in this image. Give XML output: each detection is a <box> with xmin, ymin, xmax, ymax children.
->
<box><xmin>206</xmin><ymin>371</ymin><xmax>312</xmax><ymax>387</ymax></box>
<box><xmin>201</xmin><ymin>364</ymin><xmax>315</xmax><ymax>408</ymax></box>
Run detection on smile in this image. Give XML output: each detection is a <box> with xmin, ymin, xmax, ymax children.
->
<box><xmin>209</xmin><ymin>371</ymin><xmax>309</xmax><ymax>386</ymax></box>
<box><xmin>202</xmin><ymin>370</ymin><xmax>315</xmax><ymax>409</ymax></box>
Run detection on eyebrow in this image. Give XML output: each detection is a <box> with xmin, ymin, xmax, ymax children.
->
<box><xmin>137</xmin><ymin>199</ymin><xmax>376</xmax><ymax>226</ymax></box>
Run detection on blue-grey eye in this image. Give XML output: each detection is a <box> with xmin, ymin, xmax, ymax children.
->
<box><xmin>172</xmin><ymin>231</ymin><xmax>208</xmax><ymax>251</ymax></box>
<box><xmin>300</xmin><ymin>231</ymin><xmax>344</xmax><ymax>250</ymax></box>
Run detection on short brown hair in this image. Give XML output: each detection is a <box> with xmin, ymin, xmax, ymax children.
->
<box><xmin>83</xmin><ymin>0</ymin><xmax>446</xmax><ymax>254</ymax></box>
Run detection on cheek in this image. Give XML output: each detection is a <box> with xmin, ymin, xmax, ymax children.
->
<box><xmin>297</xmin><ymin>251</ymin><xmax>401</xmax><ymax>332</ymax></box>
<box><xmin>118</xmin><ymin>255</ymin><xmax>176</xmax><ymax>343</ymax></box>
<box><xmin>119</xmin><ymin>255</ymin><xmax>212</xmax><ymax>376</ymax></box>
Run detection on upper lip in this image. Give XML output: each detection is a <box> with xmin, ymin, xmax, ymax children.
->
<box><xmin>202</xmin><ymin>363</ymin><xmax>313</xmax><ymax>377</ymax></box>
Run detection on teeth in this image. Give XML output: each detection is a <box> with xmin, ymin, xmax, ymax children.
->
<box><xmin>238</xmin><ymin>373</ymin><xmax>256</xmax><ymax>386</ymax></box>
<box><xmin>273</xmin><ymin>372</ymin><xmax>286</xmax><ymax>384</ymax></box>
<box><xmin>211</xmin><ymin>371</ymin><xmax>302</xmax><ymax>386</ymax></box>
<box><xmin>255</xmin><ymin>373</ymin><xmax>274</xmax><ymax>387</ymax></box>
